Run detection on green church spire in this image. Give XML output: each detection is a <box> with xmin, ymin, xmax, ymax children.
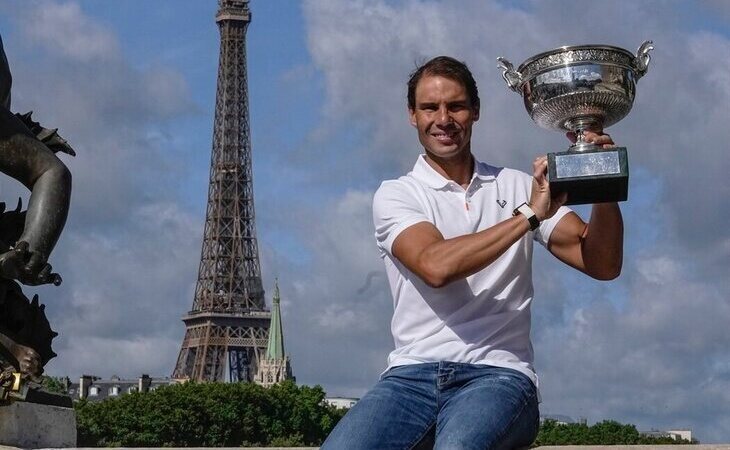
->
<box><xmin>265</xmin><ymin>280</ymin><xmax>285</xmax><ymax>360</ymax></box>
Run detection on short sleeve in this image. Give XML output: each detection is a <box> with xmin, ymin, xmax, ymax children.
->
<box><xmin>373</xmin><ymin>180</ymin><xmax>431</xmax><ymax>256</ymax></box>
<box><xmin>533</xmin><ymin>205</ymin><xmax>572</xmax><ymax>247</ymax></box>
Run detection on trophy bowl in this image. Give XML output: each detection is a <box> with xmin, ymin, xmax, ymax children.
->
<box><xmin>498</xmin><ymin>41</ymin><xmax>654</xmax><ymax>204</ymax></box>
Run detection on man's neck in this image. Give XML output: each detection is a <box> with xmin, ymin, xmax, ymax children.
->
<box><xmin>424</xmin><ymin>151</ymin><xmax>474</xmax><ymax>188</ymax></box>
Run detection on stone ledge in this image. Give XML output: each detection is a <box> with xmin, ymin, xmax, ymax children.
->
<box><xmin>0</xmin><ymin>402</ymin><xmax>76</xmax><ymax>448</ymax></box>
<box><xmin>2</xmin><ymin>447</ymin><xmax>730</xmax><ymax>450</ymax></box>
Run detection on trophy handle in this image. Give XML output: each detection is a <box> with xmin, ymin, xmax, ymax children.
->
<box><xmin>633</xmin><ymin>40</ymin><xmax>654</xmax><ymax>80</ymax></box>
<box><xmin>497</xmin><ymin>57</ymin><xmax>523</xmax><ymax>92</ymax></box>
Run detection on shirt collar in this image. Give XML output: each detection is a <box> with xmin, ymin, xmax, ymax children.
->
<box><xmin>410</xmin><ymin>154</ymin><xmax>496</xmax><ymax>190</ymax></box>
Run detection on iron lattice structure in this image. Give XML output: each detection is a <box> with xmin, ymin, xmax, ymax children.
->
<box><xmin>173</xmin><ymin>0</ymin><xmax>270</xmax><ymax>382</ymax></box>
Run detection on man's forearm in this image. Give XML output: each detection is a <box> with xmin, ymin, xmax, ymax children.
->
<box><xmin>416</xmin><ymin>215</ymin><xmax>531</xmax><ymax>287</ymax></box>
<box><xmin>581</xmin><ymin>202</ymin><xmax>623</xmax><ymax>280</ymax></box>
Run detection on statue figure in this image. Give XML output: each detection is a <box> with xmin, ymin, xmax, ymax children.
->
<box><xmin>0</xmin><ymin>34</ymin><xmax>74</xmax><ymax>403</ymax></box>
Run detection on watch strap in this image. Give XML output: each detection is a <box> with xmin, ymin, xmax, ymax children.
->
<box><xmin>513</xmin><ymin>202</ymin><xmax>540</xmax><ymax>231</ymax></box>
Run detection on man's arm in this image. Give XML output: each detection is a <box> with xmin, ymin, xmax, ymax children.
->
<box><xmin>392</xmin><ymin>215</ymin><xmax>532</xmax><ymax>288</ymax></box>
<box><xmin>547</xmin><ymin>204</ymin><xmax>623</xmax><ymax>280</ymax></box>
<box><xmin>391</xmin><ymin>158</ymin><xmax>566</xmax><ymax>288</ymax></box>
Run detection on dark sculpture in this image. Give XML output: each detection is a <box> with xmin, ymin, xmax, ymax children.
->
<box><xmin>0</xmin><ymin>34</ymin><xmax>74</xmax><ymax>404</ymax></box>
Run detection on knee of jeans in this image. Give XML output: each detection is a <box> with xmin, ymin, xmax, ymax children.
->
<box><xmin>438</xmin><ymin>434</ymin><xmax>496</xmax><ymax>450</ymax></box>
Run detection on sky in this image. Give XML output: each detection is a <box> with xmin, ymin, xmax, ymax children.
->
<box><xmin>1</xmin><ymin>0</ymin><xmax>729</xmax><ymax>443</ymax></box>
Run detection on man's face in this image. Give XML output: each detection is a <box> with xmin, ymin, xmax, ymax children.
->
<box><xmin>409</xmin><ymin>75</ymin><xmax>479</xmax><ymax>161</ymax></box>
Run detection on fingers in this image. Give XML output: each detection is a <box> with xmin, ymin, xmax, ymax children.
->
<box><xmin>582</xmin><ymin>131</ymin><xmax>615</xmax><ymax>148</ymax></box>
<box><xmin>566</xmin><ymin>131</ymin><xmax>616</xmax><ymax>148</ymax></box>
<box><xmin>532</xmin><ymin>156</ymin><xmax>549</xmax><ymax>193</ymax></box>
<box><xmin>532</xmin><ymin>155</ymin><xmax>548</xmax><ymax>181</ymax></box>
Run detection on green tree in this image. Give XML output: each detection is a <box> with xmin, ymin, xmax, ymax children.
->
<box><xmin>41</xmin><ymin>376</ymin><xmax>69</xmax><ymax>394</ymax></box>
<box><xmin>75</xmin><ymin>380</ymin><xmax>346</xmax><ymax>447</ymax></box>
<box><xmin>534</xmin><ymin>419</ymin><xmax>694</xmax><ymax>446</ymax></box>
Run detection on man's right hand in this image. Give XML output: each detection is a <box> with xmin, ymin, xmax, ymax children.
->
<box><xmin>529</xmin><ymin>155</ymin><xmax>567</xmax><ymax>221</ymax></box>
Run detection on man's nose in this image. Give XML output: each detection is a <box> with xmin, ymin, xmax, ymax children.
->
<box><xmin>435</xmin><ymin>106</ymin><xmax>453</xmax><ymax>125</ymax></box>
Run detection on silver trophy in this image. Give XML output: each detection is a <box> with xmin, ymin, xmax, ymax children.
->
<box><xmin>498</xmin><ymin>41</ymin><xmax>654</xmax><ymax>205</ymax></box>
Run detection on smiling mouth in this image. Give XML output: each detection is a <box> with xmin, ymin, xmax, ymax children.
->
<box><xmin>431</xmin><ymin>132</ymin><xmax>458</xmax><ymax>142</ymax></box>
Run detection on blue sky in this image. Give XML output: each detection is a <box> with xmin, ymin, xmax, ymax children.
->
<box><xmin>1</xmin><ymin>0</ymin><xmax>729</xmax><ymax>443</ymax></box>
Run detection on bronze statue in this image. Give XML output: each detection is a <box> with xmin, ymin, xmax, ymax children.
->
<box><xmin>0</xmin><ymin>34</ymin><xmax>74</xmax><ymax>403</ymax></box>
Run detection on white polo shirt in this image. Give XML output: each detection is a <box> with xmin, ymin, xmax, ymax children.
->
<box><xmin>373</xmin><ymin>155</ymin><xmax>571</xmax><ymax>388</ymax></box>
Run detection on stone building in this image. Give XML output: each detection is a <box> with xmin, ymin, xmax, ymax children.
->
<box><xmin>67</xmin><ymin>374</ymin><xmax>175</xmax><ymax>402</ymax></box>
<box><xmin>324</xmin><ymin>397</ymin><xmax>359</xmax><ymax>409</ymax></box>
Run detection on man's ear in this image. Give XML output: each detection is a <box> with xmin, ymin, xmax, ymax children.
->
<box><xmin>408</xmin><ymin>108</ymin><xmax>417</xmax><ymax>127</ymax></box>
<box><xmin>473</xmin><ymin>106</ymin><xmax>480</xmax><ymax>122</ymax></box>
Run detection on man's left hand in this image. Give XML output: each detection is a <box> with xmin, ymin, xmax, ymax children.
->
<box><xmin>566</xmin><ymin>130</ymin><xmax>615</xmax><ymax>148</ymax></box>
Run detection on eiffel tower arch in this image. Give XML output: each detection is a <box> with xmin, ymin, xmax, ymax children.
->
<box><xmin>173</xmin><ymin>0</ymin><xmax>271</xmax><ymax>382</ymax></box>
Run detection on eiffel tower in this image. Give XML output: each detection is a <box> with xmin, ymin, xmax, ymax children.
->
<box><xmin>172</xmin><ymin>0</ymin><xmax>270</xmax><ymax>382</ymax></box>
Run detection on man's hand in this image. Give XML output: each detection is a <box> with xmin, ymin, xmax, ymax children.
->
<box><xmin>566</xmin><ymin>130</ymin><xmax>615</xmax><ymax>148</ymax></box>
<box><xmin>529</xmin><ymin>156</ymin><xmax>567</xmax><ymax>221</ymax></box>
<box><xmin>0</xmin><ymin>241</ymin><xmax>61</xmax><ymax>286</ymax></box>
<box><xmin>530</xmin><ymin>130</ymin><xmax>616</xmax><ymax>221</ymax></box>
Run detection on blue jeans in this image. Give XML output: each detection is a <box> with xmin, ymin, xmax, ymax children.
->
<box><xmin>321</xmin><ymin>362</ymin><xmax>539</xmax><ymax>450</ymax></box>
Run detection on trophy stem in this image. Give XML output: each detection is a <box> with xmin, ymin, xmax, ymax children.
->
<box><xmin>566</xmin><ymin>116</ymin><xmax>603</xmax><ymax>153</ymax></box>
<box><xmin>569</xmin><ymin>138</ymin><xmax>602</xmax><ymax>153</ymax></box>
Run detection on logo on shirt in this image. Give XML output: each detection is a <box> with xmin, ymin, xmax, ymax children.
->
<box><xmin>496</xmin><ymin>199</ymin><xmax>507</xmax><ymax>208</ymax></box>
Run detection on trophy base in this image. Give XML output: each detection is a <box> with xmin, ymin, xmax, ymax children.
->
<box><xmin>547</xmin><ymin>147</ymin><xmax>629</xmax><ymax>205</ymax></box>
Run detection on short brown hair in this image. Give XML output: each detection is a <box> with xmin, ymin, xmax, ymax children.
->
<box><xmin>407</xmin><ymin>56</ymin><xmax>480</xmax><ymax>110</ymax></box>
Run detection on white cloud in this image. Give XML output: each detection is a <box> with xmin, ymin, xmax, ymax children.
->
<box><xmin>43</xmin><ymin>199</ymin><xmax>200</xmax><ymax>377</ymax></box>
<box><xmin>20</xmin><ymin>1</ymin><xmax>120</xmax><ymax>63</ymax></box>
<box><xmin>636</xmin><ymin>255</ymin><xmax>682</xmax><ymax>284</ymax></box>
<box><xmin>48</xmin><ymin>335</ymin><xmax>182</xmax><ymax>379</ymax></box>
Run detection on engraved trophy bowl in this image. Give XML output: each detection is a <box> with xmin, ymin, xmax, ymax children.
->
<box><xmin>498</xmin><ymin>41</ymin><xmax>654</xmax><ymax>205</ymax></box>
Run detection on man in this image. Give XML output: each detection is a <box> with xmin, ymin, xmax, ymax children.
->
<box><xmin>322</xmin><ymin>56</ymin><xmax>622</xmax><ymax>449</ymax></box>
